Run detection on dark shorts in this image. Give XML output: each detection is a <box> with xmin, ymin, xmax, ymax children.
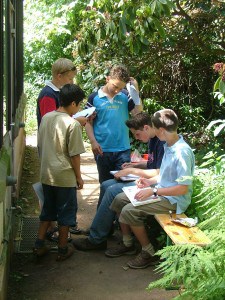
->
<box><xmin>40</xmin><ymin>184</ymin><xmax>77</xmax><ymax>226</ymax></box>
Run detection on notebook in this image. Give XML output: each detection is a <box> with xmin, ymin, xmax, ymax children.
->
<box><xmin>110</xmin><ymin>170</ymin><xmax>139</xmax><ymax>182</ymax></box>
<box><xmin>122</xmin><ymin>185</ymin><xmax>161</xmax><ymax>207</ymax></box>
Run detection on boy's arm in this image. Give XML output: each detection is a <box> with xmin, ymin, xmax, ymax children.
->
<box><xmin>135</xmin><ymin>184</ymin><xmax>188</xmax><ymax>201</ymax></box>
<box><xmin>114</xmin><ymin>167</ymin><xmax>159</xmax><ymax>180</ymax></box>
<box><xmin>130</xmin><ymin>77</ymin><xmax>143</xmax><ymax>114</ymax></box>
<box><xmin>39</xmin><ymin>96</ymin><xmax>57</xmax><ymax>117</ymax></box>
<box><xmin>70</xmin><ymin>154</ymin><xmax>84</xmax><ymax>189</ymax></box>
<box><xmin>85</xmin><ymin>121</ymin><xmax>103</xmax><ymax>155</ymax></box>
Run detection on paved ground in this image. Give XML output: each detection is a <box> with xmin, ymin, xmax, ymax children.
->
<box><xmin>8</xmin><ymin>136</ymin><xmax>179</xmax><ymax>300</ymax></box>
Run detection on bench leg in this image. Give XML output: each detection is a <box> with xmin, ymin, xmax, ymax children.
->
<box><xmin>166</xmin><ymin>235</ymin><xmax>173</xmax><ymax>246</ymax></box>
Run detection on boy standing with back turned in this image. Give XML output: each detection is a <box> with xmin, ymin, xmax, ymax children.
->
<box><xmin>34</xmin><ymin>84</ymin><xmax>85</xmax><ymax>261</ymax></box>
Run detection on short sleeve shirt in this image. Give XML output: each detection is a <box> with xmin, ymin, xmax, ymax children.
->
<box><xmin>157</xmin><ymin>135</ymin><xmax>195</xmax><ymax>214</ymax></box>
<box><xmin>147</xmin><ymin>136</ymin><xmax>165</xmax><ymax>169</ymax></box>
<box><xmin>38</xmin><ymin>111</ymin><xmax>85</xmax><ymax>187</ymax></box>
<box><xmin>85</xmin><ymin>88</ymin><xmax>135</xmax><ymax>152</ymax></box>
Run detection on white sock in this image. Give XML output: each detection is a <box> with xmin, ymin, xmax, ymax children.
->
<box><xmin>123</xmin><ymin>234</ymin><xmax>133</xmax><ymax>247</ymax></box>
<box><xmin>142</xmin><ymin>243</ymin><xmax>155</xmax><ymax>256</ymax></box>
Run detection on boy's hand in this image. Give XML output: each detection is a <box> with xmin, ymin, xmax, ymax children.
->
<box><xmin>91</xmin><ymin>141</ymin><xmax>103</xmax><ymax>156</ymax></box>
<box><xmin>75</xmin><ymin>116</ymin><xmax>88</xmax><ymax>126</ymax></box>
<box><xmin>122</xmin><ymin>162</ymin><xmax>136</xmax><ymax>169</ymax></box>
<box><xmin>129</xmin><ymin>77</ymin><xmax>139</xmax><ymax>91</ymax></box>
<box><xmin>114</xmin><ymin>168</ymin><xmax>132</xmax><ymax>179</ymax></box>
<box><xmin>76</xmin><ymin>177</ymin><xmax>84</xmax><ymax>190</ymax></box>
<box><xmin>136</xmin><ymin>177</ymin><xmax>151</xmax><ymax>188</ymax></box>
<box><xmin>135</xmin><ymin>188</ymin><xmax>152</xmax><ymax>201</ymax></box>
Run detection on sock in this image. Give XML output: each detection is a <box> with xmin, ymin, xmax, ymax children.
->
<box><xmin>142</xmin><ymin>243</ymin><xmax>155</xmax><ymax>256</ymax></box>
<box><xmin>123</xmin><ymin>234</ymin><xmax>133</xmax><ymax>247</ymax></box>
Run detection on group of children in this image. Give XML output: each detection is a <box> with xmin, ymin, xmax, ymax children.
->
<box><xmin>34</xmin><ymin>59</ymin><xmax>195</xmax><ymax>268</ymax></box>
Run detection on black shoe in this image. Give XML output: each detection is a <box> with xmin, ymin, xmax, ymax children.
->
<box><xmin>72</xmin><ymin>238</ymin><xmax>107</xmax><ymax>251</ymax></box>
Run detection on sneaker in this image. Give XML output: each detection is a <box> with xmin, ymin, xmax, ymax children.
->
<box><xmin>56</xmin><ymin>243</ymin><xmax>75</xmax><ymax>261</ymax></box>
<box><xmin>127</xmin><ymin>250</ymin><xmax>160</xmax><ymax>269</ymax></box>
<box><xmin>69</xmin><ymin>225</ymin><xmax>82</xmax><ymax>235</ymax></box>
<box><xmin>105</xmin><ymin>243</ymin><xmax>136</xmax><ymax>258</ymax></box>
<box><xmin>72</xmin><ymin>238</ymin><xmax>107</xmax><ymax>251</ymax></box>
<box><xmin>33</xmin><ymin>245</ymin><xmax>51</xmax><ymax>257</ymax></box>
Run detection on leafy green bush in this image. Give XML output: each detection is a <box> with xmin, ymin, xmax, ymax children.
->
<box><xmin>147</xmin><ymin>165</ymin><xmax>225</xmax><ymax>299</ymax></box>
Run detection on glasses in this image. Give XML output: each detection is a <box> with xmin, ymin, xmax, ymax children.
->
<box><xmin>60</xmin><ymin>66</ymin><xmax>76</xmax><ymax>74</ymax></box>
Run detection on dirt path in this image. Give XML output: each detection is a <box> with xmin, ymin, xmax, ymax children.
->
<box><xmin>8</xmin><ymin>136</ymin><xmax>178</xmax><ymax>300</ymax></box>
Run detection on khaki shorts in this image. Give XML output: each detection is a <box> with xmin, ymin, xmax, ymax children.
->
<box><xmin>110</xmin><ymin>192</ymin><xmax>176</xmax><ymax>227</ymax></box>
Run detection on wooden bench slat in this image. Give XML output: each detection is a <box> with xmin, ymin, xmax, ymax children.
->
<box><xmin>155</xmin><ymin>213</ymin><xmax>211</xmax><ymax>246</ymax></box>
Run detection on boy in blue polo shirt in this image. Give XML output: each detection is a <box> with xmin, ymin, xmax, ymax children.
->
<box><xmin>85</xmin><ymin>64</ymin><xmax>142</xmax><ymax>184</ymax></box>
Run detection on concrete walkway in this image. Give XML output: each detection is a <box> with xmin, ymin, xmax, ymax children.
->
<box><xmin>9</xmin><ymin>138</ymin><xmax>179</xmax><ymax>300</ymax></box>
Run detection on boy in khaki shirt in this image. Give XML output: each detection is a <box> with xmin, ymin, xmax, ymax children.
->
<box><xmin>34</xmin><ymin>84</ymin><xmax>85</xmax><ymax>261</ymax></box>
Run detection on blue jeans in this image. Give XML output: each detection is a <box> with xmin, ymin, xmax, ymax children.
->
<box><xmin>89</xmin><ymin>180</ymin><xmax>135</xmax><ymax>245</ymax></box>
<box><xmin>95</xmin><ymin>149</ymin><xmax>131</xmax><ymax>184</ymax></box>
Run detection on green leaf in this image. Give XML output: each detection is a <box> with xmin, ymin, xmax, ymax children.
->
<box><xmin>140</xmin><ymin>36</ymin><xmax>149</xmax><ymax>45</ymax></box>
<box><xmin>96</xmin><ymin>29</ymin><xmax>101</xmax><ymax>41</ymax></box>
<box><xmin>154</xmin><ymin>19</ymin><xmax>165</xmax><ymax>38</ymax></box>
<box><xmin>213</xmin><ymin>77</ymin><xmax>221</xmax><ymax>92</ymax></box>
<box><xmin>219</xmin><ymin>80</ymin><xmax>225</xmax><ymax>94</ymax></box>
<box><xmin>220</xmin><ymin>96</ymin><xmax>225</xmax><ymax>105</ymax></box>
<box><xmin>119</xmin><ymin>18</ymin><xmax>127</xmax><ymax>36</ymax></box>
<box><xmin>151</xmin><ymin>0</ymin><xmax>157</xmax><ymax>14</ymax></box>
<box><xmin>159</xmin><ymin>0</ymin><xmax>167</xmax><ymax>4</ymax></box>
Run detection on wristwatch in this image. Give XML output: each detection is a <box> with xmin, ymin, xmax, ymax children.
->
<box><xmin>153</xmin><ymin>187</ymin><xmax>158</xmax><ymax>197</ymax></box>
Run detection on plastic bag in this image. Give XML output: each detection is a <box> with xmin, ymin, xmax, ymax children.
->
<box><xmin>131</xmin><ymin>149</ymin><xmax>142</xmax><ymax>162</ymax></box>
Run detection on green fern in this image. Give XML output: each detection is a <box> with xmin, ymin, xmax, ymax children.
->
<box><xmin>147</xmin><ymin>165</ymin><xmax>225</xmax><ymax>299</ymax></box>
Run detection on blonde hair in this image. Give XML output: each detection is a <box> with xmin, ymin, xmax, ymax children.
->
<box><xmin>52</xmin><ymin>58</ymin><xmax>76</xmax><ymax>77</ymax></box>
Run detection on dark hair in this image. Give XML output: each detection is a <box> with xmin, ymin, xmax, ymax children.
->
<box><xmin>59</xmin><ymin>84</ymin><xmax>85</xmax><ymax>107</ymax></box>
<box><xmin>109</xmin><ymin>65</ymin><xmax>130</xmax><ymax>83</ymax></box>
<box><xmin>151</xmin><ymin>109</ymin><xmax>178</xmax><ymax>132</ymax></box>
<box><xmin>125</xmin><ymin>112</ymin><xmax>152</xmax><ymax>130</ymax></box>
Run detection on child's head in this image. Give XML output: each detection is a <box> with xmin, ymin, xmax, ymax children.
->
<box><xmin>52</xmin><ymin>58</ymin><xmax>77</xmax><ymax>86</ymax></box>
<box><xmin>59</xmin><ymin>84</ymin><xmax>85</xmax><ymax>108</ymax></box>
<box><xmin>151</xmin><ymin>109</ymin><xmax>178</xmax><ymax>132</ymax></box>
<box><xmin>125</xmin><ymin>112</ymin><xmax>155</xmax><ymax>142</ymax></box>
<box><xmin>106</xmin><ymin>65</ymin><xmax>130</xmax><ymax>96</ymax></box>
<box><xmin>109</xmin><ymin>65</ymin><xmax>130</xmax><ymax>83</ymax></box>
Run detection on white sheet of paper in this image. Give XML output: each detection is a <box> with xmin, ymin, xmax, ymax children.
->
<box><xmin>73</xmin><ymin>107</ymin><xmax>96</xmax><ymax>118</ymax></box>
<box><xmin>32</xmin><ymin>182</ymin><xmax>44</xmax><ymax>208</ymax></box>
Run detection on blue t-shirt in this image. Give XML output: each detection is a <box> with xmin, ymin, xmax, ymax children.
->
<box><xmin>86</xmin><ymin>88</ymin><xmax>135</xmax><ymax>152</ymax></box>
<box><xmin>157</xmin><ymin>135</ymin><xmax>195</xmax><ymax>214</ymax></box>
<box><xmin>147</xmin><ymin>136</ymin><xmax>165</xmax><ymax>169</ymax></box>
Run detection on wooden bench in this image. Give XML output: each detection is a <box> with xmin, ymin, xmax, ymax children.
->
<box><xmin>155</xmin><ymin>213</ymin><xmax>211</xmax><ymax>246</ymax></box>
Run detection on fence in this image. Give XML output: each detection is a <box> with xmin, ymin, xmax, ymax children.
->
<box><xmin>0</xmin><ymin>1</ymin><xmax>26</xmax><ymax>299</ymax></box>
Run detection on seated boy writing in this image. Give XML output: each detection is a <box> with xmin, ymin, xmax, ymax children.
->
<box><xmin>105</xmin><ymin>109</ymin><xmax>195</xmax><ymax>269</ymax></box>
